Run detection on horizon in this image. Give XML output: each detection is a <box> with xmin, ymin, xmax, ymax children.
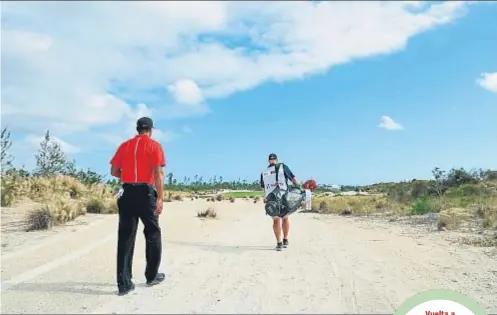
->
<box><xmin>2</xmin><ymin>1</ymin><xmax>496</xmax><ymax>187</ymax></box>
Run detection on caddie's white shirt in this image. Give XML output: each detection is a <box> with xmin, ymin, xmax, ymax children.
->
<box><xmin>261</xmin><ymin>164</ymin><xmax>288</xmax><ymax>197</ymax></box>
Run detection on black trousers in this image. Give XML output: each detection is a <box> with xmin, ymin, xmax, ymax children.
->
<box><xmin>116</xmin><ymin>184</ymin><xmax>162</xmax><ymax>287</ymax></box>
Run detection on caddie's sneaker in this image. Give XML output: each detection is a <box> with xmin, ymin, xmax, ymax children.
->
<box><xmin>276</xmin><ymin>242</ymin><xmax>283</xmax><ymax>251</ymax></box>
<box><xmin>283</xmin><ymin>239</ymin><xmax>289</xmax><ymax>248</ymax></box>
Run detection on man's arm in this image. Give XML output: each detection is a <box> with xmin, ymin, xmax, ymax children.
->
<box><xmin>110</xmin><ymin>165</ymin><xmax>122</xmax><ymax>179</ymax></box>
<box><xmin>153</xmin><ymin>143</ymin><xmax>166</xmax><ymax>200</ymax></box>
<box><xmin>110</xmin><ymin>144</ymin><xmax>123</xmax><ymax>179</ymax></box>
<box><xmin>154</xmin><ymin>166</ymin><xmax>164</xmax><ymax>200</ymax></box>
<box><xmin>283</xmin><ymin>164</ymin><xmax>300</xmax><ymax>186</ymax></box>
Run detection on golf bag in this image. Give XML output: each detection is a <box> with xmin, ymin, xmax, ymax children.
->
<box><xmin>264</xmin><ymin>163</ymin><xmax>305</xmax><ymax>218</ymax></box>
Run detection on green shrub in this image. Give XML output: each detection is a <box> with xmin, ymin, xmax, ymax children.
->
<box><xmin>410</xmin><ymin>196</ymin><xmax>440</xmax><ymax>215</ymax></box>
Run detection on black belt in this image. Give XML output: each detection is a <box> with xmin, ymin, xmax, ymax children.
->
<box><xmin>122</xmin><ymin>183</ymin><xmax>153</xmax><ymax>188</ymax></box>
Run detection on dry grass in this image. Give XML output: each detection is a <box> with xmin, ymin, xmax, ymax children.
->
<box><xmin>436</xmin><ymin>208</ymin><xmax>471</xmax><ymax>231</ymax></box>
<box><xmin>197</xmin><ymin>207</ymin><xmax>217</xmax><ymax>219</ymax></box>
<box><xmin>1</xmin><ymin>175</ymin><xmax>117</xmax><ymax>231</ymax></box>
<box><xmin>312</xmin><ymin>195</ymin><xmax>402</xmax><ymax>216</ymax></box>
<box><xmin>166</xmin><ymin>191</ymin><xmax>192</xmax><ymax>200</ymax></box>
<box><xmin>460</xmin><ymin>233</ymin><xmax>497</xmax><ymax>247</ymax></box>
<box><xmin>1</xmin><ymin>175</ymin><xmax>90</xmax><ymax>206</ymax></box>
<box><xmin>313</xmin><ymin>186</ymin><xmax>497</xmax><ymax>241</ymax></box>
<box><xmin>25</xmin><ymin>197</ymin><xmax>86</xmax><ymax>231</ymax></box>
<box><xmin>164</xmin><ymin>192</ymin><xmax>172</xmax><ymax>202</ymax></box>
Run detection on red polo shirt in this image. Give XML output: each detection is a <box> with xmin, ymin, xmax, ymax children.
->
<box><xmin>110</xmin><ymin>134</ymin><xmax>166</xmax><ymax>184</ymax></box>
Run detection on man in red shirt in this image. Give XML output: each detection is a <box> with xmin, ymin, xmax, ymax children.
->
<box><xmin>110</xmin><ymin>117</ymin><xmax>166</xmax><ymax>296</ymax></box>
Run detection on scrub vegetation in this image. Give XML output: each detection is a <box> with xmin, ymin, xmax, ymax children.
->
<box><xmin>2</xmin><ymin>127</ymin><xmax>496</xmax><ymax>246</ymax></box>
<box><xmin>1</xmin><ymin>128</ymin><xmax>116</xmax><ymax>231</ymax></box>
<box><xmin>312</xmin><ymin>167</ymin><xmax>497</xmax><ymax>246</ymax></box>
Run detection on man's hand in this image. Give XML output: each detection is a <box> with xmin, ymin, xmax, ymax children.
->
<box><xmin>155</xmin><ymin>197</ymin><xmax>163</xmax><ymax>215</ymax></box>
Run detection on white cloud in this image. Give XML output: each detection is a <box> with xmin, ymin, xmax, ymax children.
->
<box><xmin>378</xmin><ymin>116</ymin><xmax>404</xmax><ymax>131</ymax></box>
<box><xmin>167</xmin><ymin>79</ymin><xmax>204</xmax><ymax>106</ymax></box>
<box><xmin>1</xmin><ymin>1</ymin><xmax>474</xmax><ymax>149</ymax></box>
<box><xmin>153</xmin><ymin>129</ymin><xmax>177</xmax><ymax>143</ymax></box>
<box><xmin>477</xmin><ymin>72</ymin><xmax>497</xmax><ymax>93</ymax></box>
<box><xmin>25</xmin><ymin>134</ymin><xmax>81</xmax><ymax>154</ymax></box>
<box><xmin>182</xmin><ymin>125</ymin><xmax>193</xmax><ymax>134</ymax></box>
<box><xmin>99</xmin><ymin>103</ymin><xmax>177</xmax><ymax>146</ymax></box>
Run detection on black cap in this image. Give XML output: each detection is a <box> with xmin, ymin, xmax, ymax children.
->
<box><xmin>136</xmin><ymin>117</ymin><xmax>154</xmax><ymax>129</ymax></box>
<box><xmin>268</xmin><ymin>153</ymin><xmax>278</xmax><ymax>160</ymax></box>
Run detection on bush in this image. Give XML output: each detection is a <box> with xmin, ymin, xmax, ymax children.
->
<box><xmin>1</xmin><ymin>182</ymin><xmax>15</xmax><ymax>207</ymax></box>
<box><xmin>230</xmin><ymin>197</ymin><xmax>235</xmax><ymax>203</ymax></box>
<box><xmin>85</xmin><ymin>198</ymin><xmax>106</xmax><ymax>214</ymax></box>
<box><xmin>216</xmin><ymin>194</ymin><xmax>223</xmax><ymax>201</ymax></box>
<box><xmin>446</xmin><ymin>184</ymin><xmax>492</xmax><ymax>198</ymax></box>
<box><xmin>410</xmin><ymin>196</ymin><xmax>441</xmax><ymax>215</ymax></box>
<box><xmin>0</xmin><ymin>175</ymin><xmax>93</xmax><ymax>205</ymax></box>
<box><xmin>84</xmin><ymin>197</ymin><xmax>117</xmax><ymax>214</ymax></box>
<box><xmin>312</xmin><ymin>195</ymin><xmax>397</xmax><ymax>216</ymax></box>
<box><xmin>26</xmin><ymin>206</ymin><xmax>53</xmax><ymax>231</ymax></box>
<box><xmin>197</xmin><ymin>207</ymin><xmax>217</xmax><ymax>218</ymax></box>
<box><xmin>319</xmin><ymin>200</ymin><xmax>329</xmax><ymax>213</ymax></box>
<box><xmin>104</xmin><ymin>198</ymin><xmax>118</xmax><ymax>214</ymax></box>
<box><xmin>173</xmin><ymin>194</ymin><xmax>183</xmax><ymax>201</ymax></box>
<box><xmin>436</xmin><ymin>208</ymin><xmax>470</xmax><ymax>231</ymax></box>
<box><xmin>25</xmin><ymin>197</ymin><xmax>84</xmax><ymax>231</ymax></box>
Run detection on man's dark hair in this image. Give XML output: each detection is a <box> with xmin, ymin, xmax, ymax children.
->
<box><xmin>137</xmin><ymin>126</ymin><xmax>152</xmax><ymax>133</ymax></box>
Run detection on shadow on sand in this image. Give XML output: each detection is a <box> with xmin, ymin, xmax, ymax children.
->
<box><xmin>165</xmin><ymin>240</ymin><xmax>275</xmax><ymax>253</ymax></box>
<box><xmin>5</xmin><ymin>281</ymin><xmax>133</xmax><ymax>296</ymax></box>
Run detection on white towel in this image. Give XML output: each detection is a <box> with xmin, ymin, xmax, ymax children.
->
<box><xmin>115</xmin><ymin>188</ymin><xmax>124</xmax><ymax>199</ymax></box>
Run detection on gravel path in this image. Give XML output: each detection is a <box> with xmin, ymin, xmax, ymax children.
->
<box><xmin>1</xmin><ymin>199</ymin><xmax>496</xmax><ymax>314</ymax></box>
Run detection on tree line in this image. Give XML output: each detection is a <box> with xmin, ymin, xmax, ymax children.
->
<box><xmin>0</xmin><ymin>127</ymin><xmax>269</xmax><ymax>191</ymax></box>
<box><xmin>3</xmin><ymin>127</ymin><xmax>494</xmax><ymax>193</ymax></box>
<box><xmin>1</xmin><ymin>128</ymin><xmax>104</xmax><ymax>186</ymax></box>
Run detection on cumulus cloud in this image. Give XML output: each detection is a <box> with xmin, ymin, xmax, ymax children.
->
<box><xmin>1</xmin><ymin>1</ymin><xmax>474</xmax><ymax>151</ymax></box>
<box><xmin>100</xmin><ymin>103</ymin><xmax>177</xmax><ymax>146</ymax></box>
<box><xmin>25</xmin><ymin>134</ymin><xmax>81</xmax><ymax>154</ymax></box>
<box><xmin>167</xmin><ymin>79</ymin><xmax>204</xmax><ymax>106</ymax></box>
<box><xmin>477</xmin><ymin>72</ymin><xmax>497</xmax><ymax>93</ymax></box>
<box><xmin>378</xmin><ymin>116</ymin><xmax>404</xmax><ymax>131</ymax></box>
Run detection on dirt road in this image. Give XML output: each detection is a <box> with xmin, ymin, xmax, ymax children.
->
<box><xmin>1</xmin><ymin>199</ymin><xmax>496</xmax><ymax>314</ymax></box>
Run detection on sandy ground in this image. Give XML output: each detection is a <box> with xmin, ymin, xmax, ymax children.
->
<box><xmin>1</xmin><ymin>199</ymin><xmax>496</xmax><ymax>314</ymax></box>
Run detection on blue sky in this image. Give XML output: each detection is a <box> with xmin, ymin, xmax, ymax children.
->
<box><xmin>2</xmin><ymin>1</ymin><xmax>496</xmax><ymax>186</ymax></box>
